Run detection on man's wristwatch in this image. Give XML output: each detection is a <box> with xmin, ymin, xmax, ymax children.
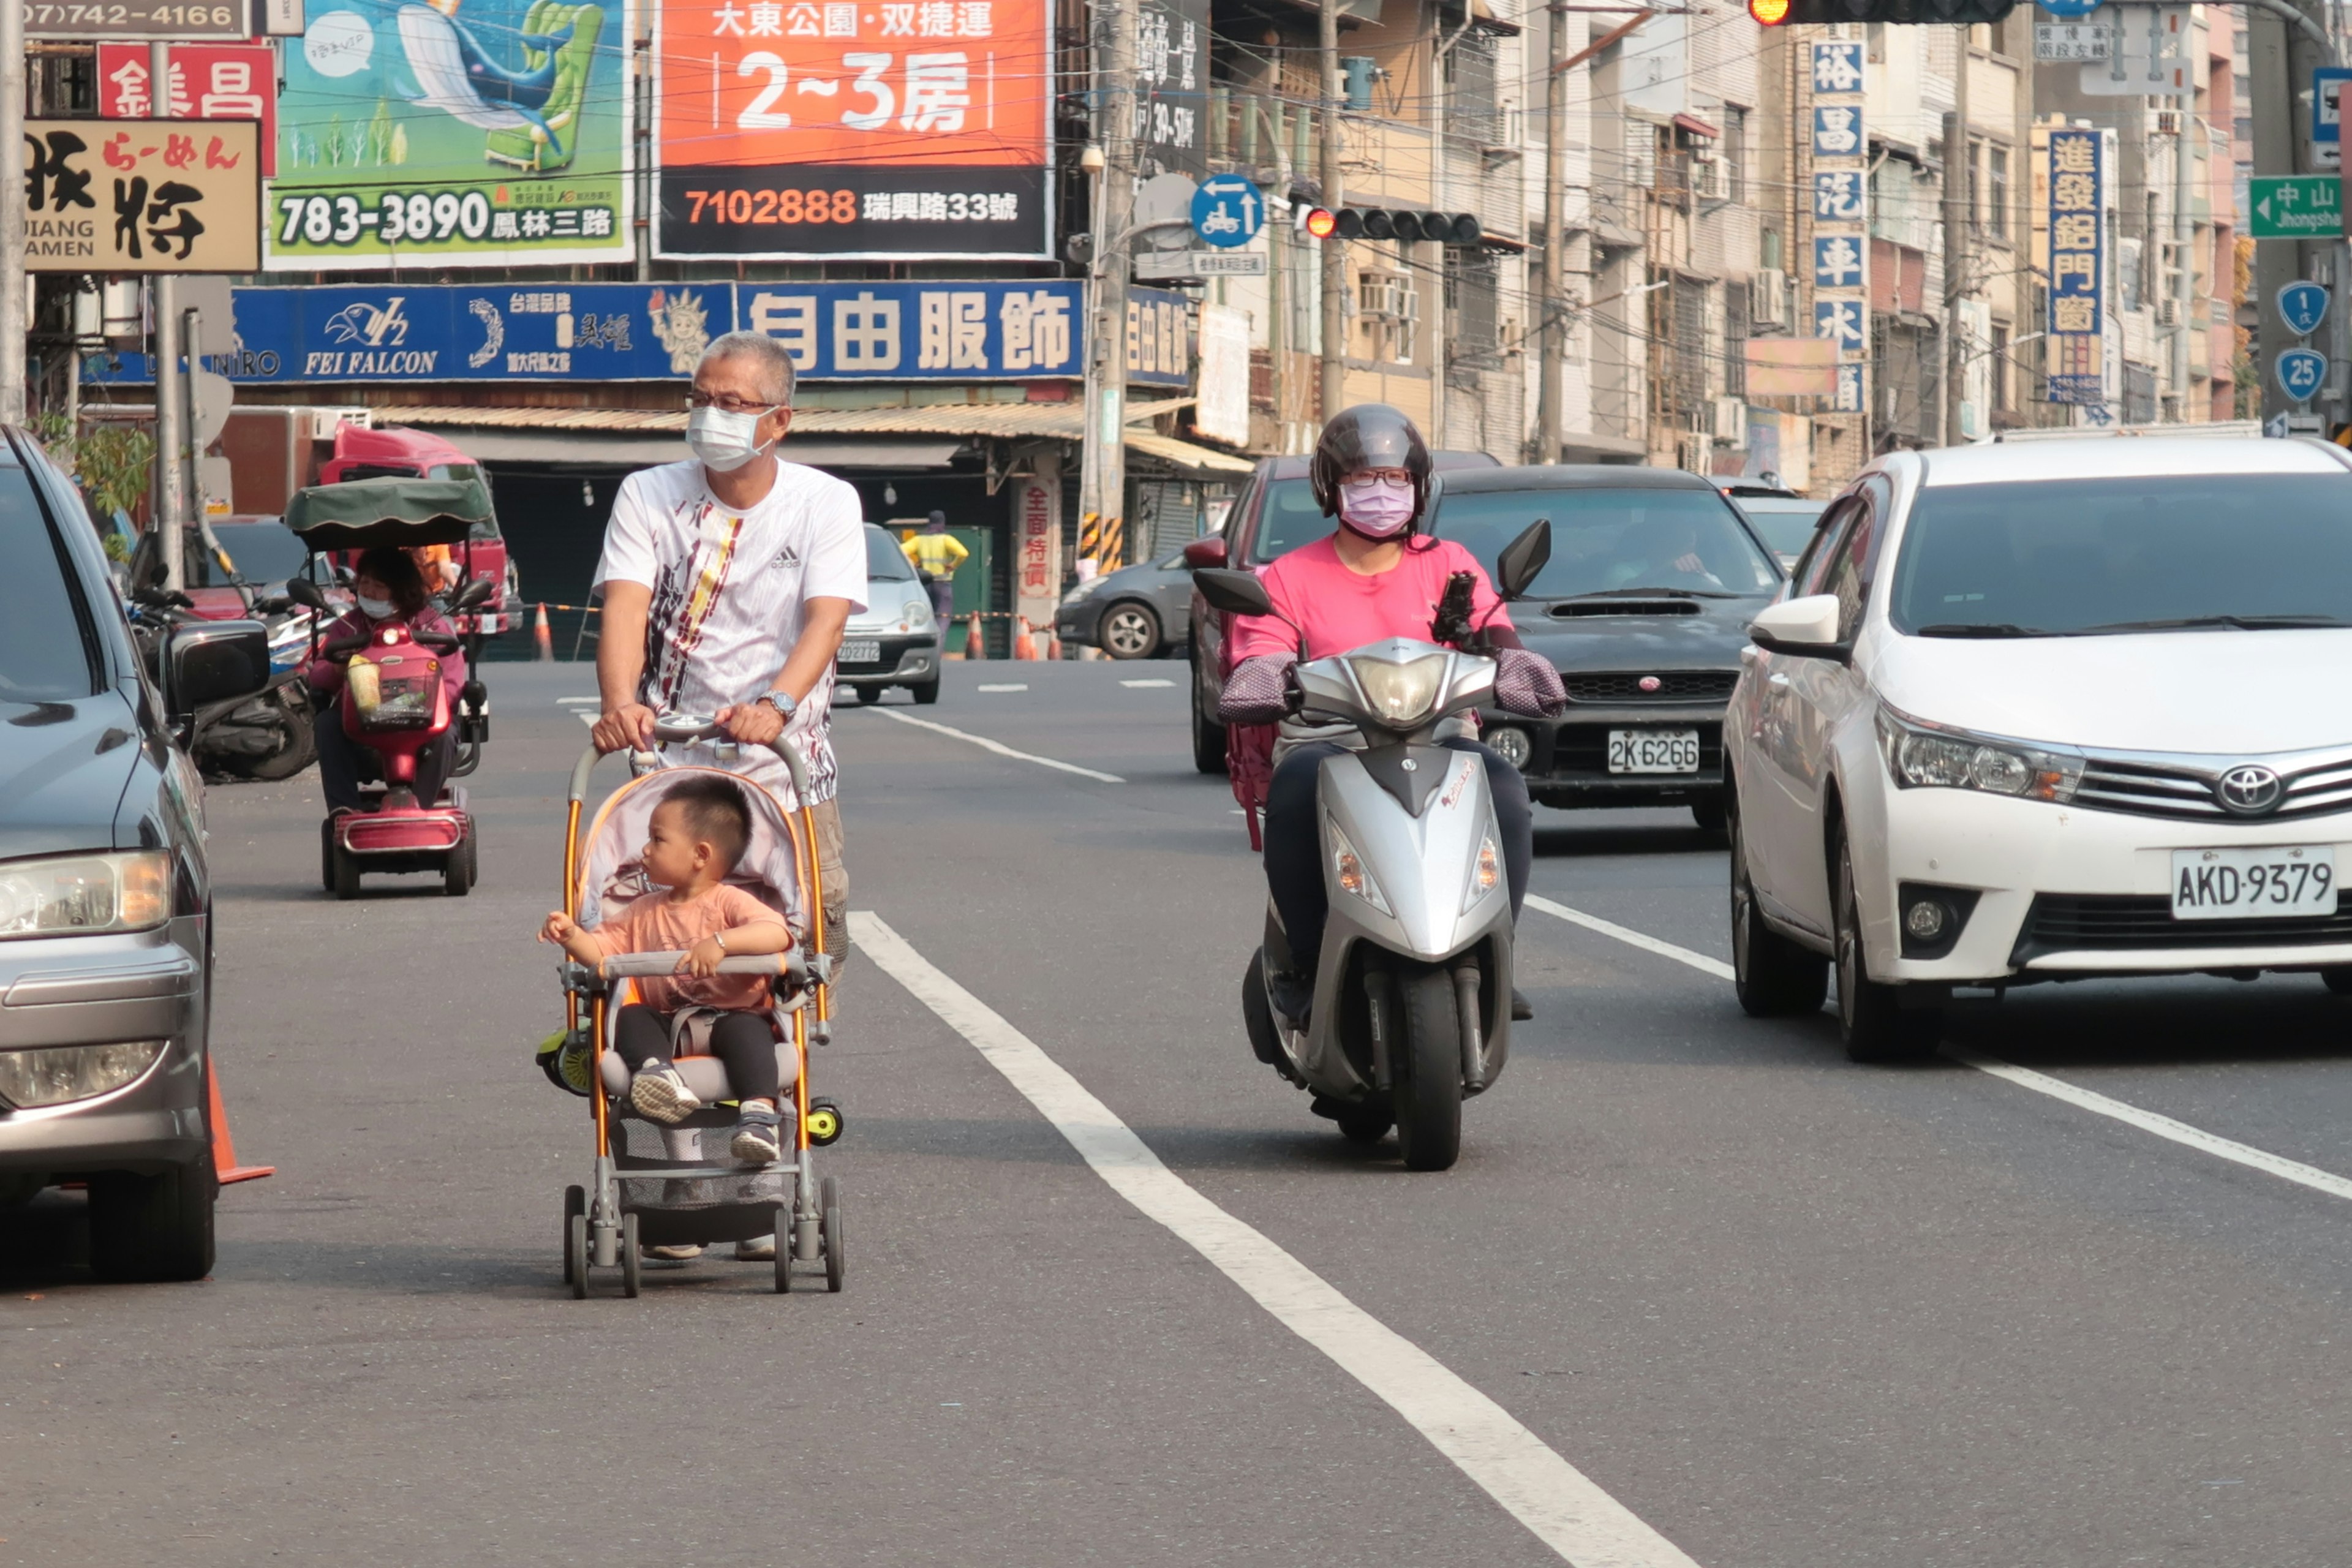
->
<box><xmin>760</xmin><ymin>690</ymin><xmax>797</xmax><ymax>722</ymax></box>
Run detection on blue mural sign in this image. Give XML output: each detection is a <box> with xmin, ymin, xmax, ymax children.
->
<box><xmin>85</xmin><ymin>279</ymin><xmax>1194</xmax><ymax>387</ymax></box>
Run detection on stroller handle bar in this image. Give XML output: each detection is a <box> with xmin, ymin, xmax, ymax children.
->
<box><xmin>567</xmin><ymin>711</ymin><xmax>814</xmax><ymax>806</ymax></box>
<box><xmin>598</xmin><ymin>950</ymin><xmax>813</xmax><ymax>984</ymax></box>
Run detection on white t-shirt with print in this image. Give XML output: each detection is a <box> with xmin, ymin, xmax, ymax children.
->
<box><xmin>594</xmin><ymin>458</ymin><xmax>868</xmax><ymax>803</ymax></box>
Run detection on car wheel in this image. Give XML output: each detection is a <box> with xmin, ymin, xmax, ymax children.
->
<box><xmin>1729</xmin><ymin>793</ymin><xmax>1827</xmax><ymax>1018</ymax></box>
<box><xmin>908</xmin><ymin>674</ymin><xmax>940</xmax><ymax>706</ymax></box>
<box><xmin>1099</xmin><ymin>601</ymin><xmax>1160</xmax><ymax>660</ymax></box>
<box><xmin>1691</xmin><ymin>793</ymin><xmax>1728</xmax><ymax>838</ymax></box>
<box><xmin>1191</xmin><ymin>650</ymin><xmax>1227</xmax><ymax>775</ymax></box>
<box><xmin>1833</xmin><ymin>824</ymin><xmax>1940</xmax><ymax>1063</ymax></box>
<box><xmin>2324</xmin><ymin>968</ymin><xmax>2352</xmax><ymax>995</ymax></box>
<box><xmin>89</xmin><ymin>1157</ymin><xmax>216</xmax><ymax>1282</ymax></box>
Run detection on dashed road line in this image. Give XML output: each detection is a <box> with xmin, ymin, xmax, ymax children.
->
<box><xmin>854</xmin><ymin>910</ymin><xmax>1705</xmax><ymax>1568</ymax></box>
<box><xmin>858</xmin><ymin>706</ymin><xmax>1125</xmax><ymax>783</ymax></box>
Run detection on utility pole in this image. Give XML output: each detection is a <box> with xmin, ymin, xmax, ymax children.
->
<box><xmin>1080</xmin><ymin>0</ymin><xmax>1132</xmax><ymax>576</ymax></box>
<box><xmin>0</xmin><ymin>0</ymin><xmax>26</xmax><ymax>426</ymax></box>
<box><xmin>2172</xmin><ymin>105</ymin><xmax>2193</xmax><ymax>421</ymax></box>
<box><xmin>1318</xmin><ymin>0</ymin><xmax>1344</xmax><ymax>424</ymax></box>
<box><xmin>1536</xmin><ymin>0</ymin><xmax>1567</xmax><ymax>464</ymax></box>
<box><xmin>1942</xmin><ymin>29</ymin><xmax>1970</xmax><ymax>446</ymax></box>
<box><xmin>151</xmin><ymin>41</ymin><xmax>187</xmax><ymax>591</ymax></box>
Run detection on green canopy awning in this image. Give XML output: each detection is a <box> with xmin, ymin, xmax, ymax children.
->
<box><xmin>283</xmin><ymin>477</ymin><xmax>494</xmax><ymax>552</ymax></box>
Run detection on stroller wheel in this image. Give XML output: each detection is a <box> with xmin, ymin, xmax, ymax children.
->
<box><xmin>566</xmin><ymin>1210</ymin><xmax>589</xmax><ymax>1299</ymax></box>
<box><xmin>772</xmin><ymin>1209</ymin><xmax>792</xmax><ymax>1295</ymax></box>
<box><xmin>821</xmin><ymin>1176</ymin><xmax>845</xmax><ymax>1293</ymax></box>
<box><xmin>620</xmin><ymin>1212</ymin><xmax>641</xmax><ymax>1298</ymax></box>
<box><xmin>562</xmin><ymin>1185</ymin><xmax>586</xmax><ymax>1285</ymax></box>
<box><xmin>805</xmin><ymin>1099</ymin><xmax>843</xmax><ymax>1147</ymax></box>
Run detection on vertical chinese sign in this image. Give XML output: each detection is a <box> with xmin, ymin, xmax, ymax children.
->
<box><xmin>1012</xmin><ymin>472</ymin><xmax>1060</xmax><ymax>643</ymax></box>
<box><xmin>1808</xmin><ymin>41</ymin><xmax>1868</xmax><ymax>418</ymax></box>
<box><xmin>267</xmin><ymin>0</ymin><xmax>635</xmax><ymax>270</ymax></box>
<box><xmin>652</xmin><ymin>0</ymin><xmax>1052</xmax><ymax>258</ymax></box>
<box><xmin>1134</xmin><ymin>0</ymin><xmax>1207</xmax><ymax>180</ymax></box>
<box><xmin>2043</xmin><ymin>126</ymin><xmax>2105</xmax><ymax>407</ymax></box>
<box><xmin>97</xmin><ymin>43</ymin><xmax>279</xmax><ymax>175</ymax></box>
<box><xmin>23</xmin><ymin>119</ymin><xmax>263</xmax><ymax>273</ymax></box>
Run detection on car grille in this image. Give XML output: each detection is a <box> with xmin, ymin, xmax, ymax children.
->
<box><xmin>2073</xmin><ymin>747</ymin><xmax>2352</xmax><ymax>822</ymax></box>
<box><xmin>1563</xmin><ymin>671</ymin><xmax>1738</xmax><ymax>704</ymax></box>
<box><xmin>2013</xmin><ymin>893</ymin><xmax>2352</xmax><ymax>960</ymax></box>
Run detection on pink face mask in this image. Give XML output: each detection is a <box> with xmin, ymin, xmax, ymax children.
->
<box><xmin>1338</xmin><ymin>477</ymin><xmax>1415</xmax><ymax>538</ymax></box>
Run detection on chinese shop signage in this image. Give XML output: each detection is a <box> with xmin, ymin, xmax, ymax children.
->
<box><xmin>22</xmin><ymin>118</ymin><xmax>262</xmax><ymax>272</ymax></box>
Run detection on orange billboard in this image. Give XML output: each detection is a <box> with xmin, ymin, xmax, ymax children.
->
<box><xmin>654</xmin><ymin>0</ymin><xmax>1052</xmax><ymax>258</ymax></box>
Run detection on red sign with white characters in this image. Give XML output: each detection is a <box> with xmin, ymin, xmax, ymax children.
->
<box><xmin>97</xmin><ymin>43</ymin><xmax>277</xmax><ymax>176</ymax></box>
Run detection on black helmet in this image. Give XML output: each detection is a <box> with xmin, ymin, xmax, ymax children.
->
<box><xmin>1310</xmin><ymin>404</ymin><xmax>1433</xmax><ymax>527</ymax></box>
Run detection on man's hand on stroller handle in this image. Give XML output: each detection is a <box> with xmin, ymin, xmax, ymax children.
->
<box><xmin>591</xmin><ymin>702</ymin><xmax>658</xmax><ymax>755</ymax></box>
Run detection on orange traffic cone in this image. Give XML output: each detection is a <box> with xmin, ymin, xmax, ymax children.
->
<box><xmin>208</xmin><ymin>1061</ymin><xmax>275</xmax><ymax>1185</ymax></box>
<box><xmin>1048</xmin><ymin>625</ymin><xmax>1063</xmax><ymax>660</ymax></box>
<box><xmin>532</xmin><ymin>601</ymin><xmax>554</xmax><ymax>661</ymax></box>
<box><xmin>965</xmin><ymin>613</ymin><xmax>986</xmax><ymax>660</ymax></box>
<box><xmin>1014</xmin><ymin>617</ymin><xmax>1039</xmax><ymax>660</ymax></box>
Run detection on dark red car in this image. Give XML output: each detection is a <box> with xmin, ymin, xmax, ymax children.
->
<box><xmin>319</xmin><ymin>426</ymin><xmax>521</xmax><ymax>636</ymax></box>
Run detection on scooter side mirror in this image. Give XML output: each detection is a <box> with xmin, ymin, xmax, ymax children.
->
<box><xmin>450</xmin><ymin>576</ymin><xmax>497</xmax><ymax>611</ymax></box>
<box><xmin>1193</xmin><ymin>567</ymin><xmax>1274</xmax><ymax>619</ymax></box>
<box><xmin>1494</xmin><ymin>518</ymin><xmax>1552</xmax><ymax>601</ymax></box>
<box><xmin>284</xmin><ymin>576</ymin><xmax>330</xmax><ymax>612</ymax></box>
<box><xmin>138</xmin><ymin>552</ymin><xmax>169</xmax><ymax>592</ymax></box>
<box><xmin>167</xmin><ymin>619</ymin><xmax>270</xmax><ymax>714</ymax></box>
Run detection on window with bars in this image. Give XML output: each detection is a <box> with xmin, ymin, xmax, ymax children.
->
<box><xmin>1447</xmin><ymin>34</ymin><xmax>1501</xmax><ymax>148</ymax></box>
<box><xmin>1724</xmin><ymin>275</ymin><xmax>1747</xmax><ymax>399</ymax></box>
<box><xmin>1447</xmin><ymin>250</ymin><xmax>1501</xmax><ymax>365</ymax></box>
<box><xmin>1672</xmin><ymin>282</ymin><xmax>1707</xmax><ymax>419</ymax></box>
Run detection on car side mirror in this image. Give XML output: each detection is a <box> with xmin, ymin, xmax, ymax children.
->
<box><xmin>283</xmin><ymin>576</ymin><xmax>330</xmax><ymax>611</ymax></box>
<box><xmin>1494</xmin><ymin>518</ymin><xmax>1551</xmax><ymax>601</ymax></box>
<box><xmin>1182</xmin><ymin>536</ymin><xmax>1227</xmax><ymax>570</ymax></box>
<box><xmin>450</xmin><ymin>575</ymin><xmax>497</xmax><ymax>611</ymax></box>
<box><xmin>1748</xmin><ymin>594</ymin><xmax>1849</xmax><ymax>662</ymax></box>
<box><xmin>1193</xmin><ymin>567</ymin><xmax>1273</xmax><ymax>618</ymax></box>
<box><xmin>138</xmin><ymin>552</ymin><xmax>169</xmax><ymax>591</ymax></box>
<box><xmin>166</xmin><ymin>618</ymin><xmax>270</xmax><ymax>715</ymax></box>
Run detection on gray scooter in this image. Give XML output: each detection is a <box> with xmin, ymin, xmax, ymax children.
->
<box><xmin>1196</xmin><ymin>521</ymin><xmax>1549</xmax><ymax>1170</ymax></box>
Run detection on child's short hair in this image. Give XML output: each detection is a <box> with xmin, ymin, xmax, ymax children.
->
<box><xmin>660</xmin><ymin>775</ymin><xmax>752</xmax><ymax>870</ymax></box>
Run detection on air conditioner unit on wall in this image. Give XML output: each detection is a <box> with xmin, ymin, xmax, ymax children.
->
<box><xmin>1750</xmin><ymin>268</ymin><xmax>1790</xmax><ymax>331</ymax></box>
<box><xmin>2155</xmin><ymin>300</ymin><xmax>2181</xmax><ymax>328</ymax></box>
<box><xmin>1694</xmin><ymin>156</ymin><xmax>1731</xmax><ymax>202</ymax></box>
<box><xmin>1676</xmin><ymin>431</ymin><xmax>1712</xmax><ymax>476</ymax></box>
<box><xmin>1713</xmin><ymin>396</ymin><xmax>1748</xmax><ymax>447</ymax></box>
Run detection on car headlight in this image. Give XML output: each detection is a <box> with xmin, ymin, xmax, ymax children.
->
<box><xmin>0</xmin><ymin>852</ymin><xmax>171</xmax><ymax>940</ymax></box>
<box><xmin>1061</xmin><ymin>578</ymin><xmax>1106</xmax><ymax>605</ymax></box>
<box><xmin>0</xmin><ymin>1040</ymin><xmax>168</xmax><ymax>1107</ymax></box>
<box><xmin>903</xmin><ymin>597</ymin><xmax>933</xmax><ymax>631</ymax></box>
<box><xmin>1329</xmin><ymin>821</ymin><xmax>1392</xmax><ymax>915</ymax></box>
<box><xmin>1875</xmin><ymin>706</ymin><xmax>2082</xmax><ymax>803</ymax></box>
<box><xmin>1347</xmin><ymin>652</ymin><xmax>1449</xmax><ymax>727</ymax></box>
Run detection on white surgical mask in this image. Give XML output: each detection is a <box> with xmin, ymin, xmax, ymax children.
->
<box><xmin>356</xmin><ymin>594</ymin><xmax>395</xmax><ymax>620</ymax></box>
<box><xmin>687</xmin><ymin>404</ymin><xmax>775</xmax><ymax>473</ymax></box>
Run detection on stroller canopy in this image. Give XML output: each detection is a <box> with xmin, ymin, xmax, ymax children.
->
<box><xmin>573</xmin><ymin>767</ymin><xmax>810</xmax><ymax>939</ymax></box>
<box><xmin>284</xmin><ymin>477</ymin><xmax>494</xmax><ymax>552</ymax></box>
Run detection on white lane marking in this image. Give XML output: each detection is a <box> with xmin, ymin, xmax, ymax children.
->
<box><xmin>1525</xmin><ymin>895</ymin><xmax>1734</xmax><ymax>981</ymax></box>
<box><xmin>1942</xmin><ymin>1047</ymin><xmax>2352</xmax><ymax>1202</ymax></box>
<box><xmin>974</xmin><ymin>682</ymin><xmax>1029</xmax><ymax>692</ymax></box>
<box><xmin>860</xmin><ymin>706</ymin><xmax>1125</xmax><ymax>783</ymax></box>
<box><xmin>854</xmin><ymin>911</ymin><xmax>1704</xmax><ymax>1568</ymax></box>
<box><xmin>557</xmin><ymin>696</ymin><xmax>601</xmax><ymax>707</ymax></box>
<box><xmin>1120</xmin><ymin>677</ymin><xmax>1175</xmax><ymax>688</ymax></box>
<box><xmin>576</xmin><ymin>713</ymin><xmax>597</xmax><ymax>728</ymax></box>
<box><xmin>1525</xmin><ymin>895</ymin><xmax>2352</xmax><ymax>1205</ymax></box>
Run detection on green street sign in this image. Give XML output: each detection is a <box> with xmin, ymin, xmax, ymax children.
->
<box><xmin>2250</xmin><ymin>175</ymin><xmax>2345</xmax><ymax>238</ymax></box>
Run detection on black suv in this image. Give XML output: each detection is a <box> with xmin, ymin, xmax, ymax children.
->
<box><xmin>0</xmin><ymin>428</ymin><xmax>268</xmax><ymax>1280</ymax></box>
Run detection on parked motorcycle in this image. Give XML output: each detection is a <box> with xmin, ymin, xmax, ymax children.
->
<box><xmin>1191</xmin><ymin>520</ymin><xmax>1549</xmax><ymax>1172</ymax></box>
<box><xmin>127</xmin><ymin>571</ymin><xmax>319</xmax><ymax>782</ymax></box>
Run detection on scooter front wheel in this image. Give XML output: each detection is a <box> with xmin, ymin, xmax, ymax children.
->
<box><xmin>1392</xmin><ymin>966</ymin><xmax>1464</xmax><ymax>1172</ymax></box>
<box><xmin>1242</xmin><ymin>948</ymin><xmax>1285</xmax><ymax>1070</ymax></box>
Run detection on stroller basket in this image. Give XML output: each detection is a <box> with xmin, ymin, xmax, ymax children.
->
<box><xmin>611</xmin><ymin>1115</ymin><xmax>789</xmax><ymax>1213</ymax></box>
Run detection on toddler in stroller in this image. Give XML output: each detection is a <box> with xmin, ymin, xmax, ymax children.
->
<box><xmin>541</xmin><ymin>774</ymin><xmax>792</xmax><ymax>1164</ymax></box>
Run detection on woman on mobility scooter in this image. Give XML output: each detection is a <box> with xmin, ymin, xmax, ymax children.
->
<box><xmin>304</xmin><ymin>546</ymin><xmax>467</xmax><ymax>820</ymax></box>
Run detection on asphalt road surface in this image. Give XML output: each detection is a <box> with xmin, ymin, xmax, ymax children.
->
<box><xmin>10</xmin><ymin>662</ymin><xmax>2352</xmax><ymax>1566</ymax></box>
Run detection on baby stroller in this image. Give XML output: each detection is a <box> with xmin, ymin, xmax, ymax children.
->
<box><xmin>552</xmin><ymin>715</ymin><xmax>845</xmax><ymax>1297</ymax></box>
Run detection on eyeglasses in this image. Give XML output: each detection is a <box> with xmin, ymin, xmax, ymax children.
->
<box><xmin>685</xmin><ymin>391</ymin><xmax>785</xmax><ymax>414</ymax></box>
<box><xmin>1346</xmin><ymin>468</ymin><xmax>1414</xmax><ymax>485</ymax></box>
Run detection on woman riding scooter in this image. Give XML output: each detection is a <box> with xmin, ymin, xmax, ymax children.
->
<box><xmin>304</xmin><ymin>546</ymin><xmax>469</xmax><ymax>817</ymax></box>
<box><xmin>1219</xmin><ymin>405</ymin><xmax>1566</xmax><ymax>1029</ymax></box>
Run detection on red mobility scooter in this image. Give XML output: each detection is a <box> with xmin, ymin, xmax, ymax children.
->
<box><xmin>283</xmin><ymin>478</ymin><xmax>496</xmax><ymax>899</ymax></box>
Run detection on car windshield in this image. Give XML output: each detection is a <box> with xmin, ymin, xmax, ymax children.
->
<box><xmin>1250</xmin><ymin>478</ymin><xmax>1329</xmax><ymax>562</ymax></box>
<box><xmin>1732</xmin><ymin>497</ymin><xmax>1827</xmax><ymax>562</ymax></box>
<box><xmin>1890</xmin><ymin>473</ymin><xmax>2352</xmax><ymax>636</ymax></box>
<box><xmin>197</xmin><ymin>522</ymin><xmax>309</xmax><ymax>587</ymax></box>
<box><xmin>865</xmin><ymin>526</ymin><xmax>915</xmax><ymax>581</ymax></box>
<box><xmin>0</xmin><ymin>468</ymin><xmax>99</xmax><ymax>702</ymax></box>
<box><xmin>1429</xmin><ymin>486</ymin><xmax>1782</xmax><ymax>598</ymax></box>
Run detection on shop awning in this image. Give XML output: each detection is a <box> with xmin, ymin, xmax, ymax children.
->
<box><xmin>1127</xmin><ymin>430</ymin><xmax>1256</xmax><ymax>477</ymax></box>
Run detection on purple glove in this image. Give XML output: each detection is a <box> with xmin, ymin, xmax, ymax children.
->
<box><xmin>1494</xmin><ymin>646</ymin><xmax>1566</xmax><ymax>718</ymax></box>
<box><xmin>1219</xmin><ymin>655</ymin><xmax>1297</xmax><ymax>726</ymax></box>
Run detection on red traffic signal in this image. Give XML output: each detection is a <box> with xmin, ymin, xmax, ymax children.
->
<box><xmin>1303</xmin><ymin>206</ymin><xmax>1338</xmax><ymax>239</ymax></box>
<box><xmin>1747</xmin><ymin>0</ymin><xmax>1790</xmax><ymax>23</ymax></box>
<box><xmin>1298</xmin><ymin>208</ymin><xmax>1482</xmax><ymax>247</ymax></box>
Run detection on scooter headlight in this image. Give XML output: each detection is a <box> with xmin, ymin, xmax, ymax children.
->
<box><xmin>1329</xmin><ymin>821</ymin><xmax>1392</xmax><ymax>915</ymax></box>
<box><xmin>1346</xmin><ymin>652</ymin><xmax>1448</xmax><ymax>727</ymax></box>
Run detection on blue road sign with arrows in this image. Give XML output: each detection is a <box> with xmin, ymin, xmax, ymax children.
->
<box><xmin>2036</xmin><ymin>0</ymin><xmax>2101</xmax><ymax>17</ymax></box>
<box><xmin>2277</xmin><ymin>347</ymin><xmax>2329</xmax><ymax>404</ymax></box>
<box><xmin>1191</xmin><ymin>176</ymin><xmax>1265</xmax><ymax>249</ymax></box>
<box><xmin>2280</xmin><ymin>281</ymin><xmax>2330</xmax><ymax>339</ymax></box>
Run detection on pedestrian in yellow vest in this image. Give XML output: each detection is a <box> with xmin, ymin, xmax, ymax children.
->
<box><xmin>902</xmin><ymin>511</ymin><xmax>968</xmax><ymax>627</ymax></box>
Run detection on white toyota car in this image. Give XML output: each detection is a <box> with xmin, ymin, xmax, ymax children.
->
<box><xmin>1725</xmin><ymin>435</ymin><xmax>2352</xmax><ymax>1060</ymax></box>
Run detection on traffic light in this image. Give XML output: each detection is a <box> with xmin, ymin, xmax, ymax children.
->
<box><xmin>1298</xmin><ymin>208</ymin><xmax>1483</xmax><ymax>246</ymax></box>
<box><xmin>1748</xmin><ymin>0</ymin><xmax>2015</xmax><ymax>23</ymax></box>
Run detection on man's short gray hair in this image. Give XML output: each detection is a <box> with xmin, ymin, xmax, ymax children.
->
<box><xmin>698</xmin><ymin>331</ymin><xmax>796</xmax><ymax>405</ymax></box>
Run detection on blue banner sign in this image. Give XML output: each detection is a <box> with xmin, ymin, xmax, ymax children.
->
<box><xmin>88</xmin><ymin>281</ymin><xmax>1190</xmax><ymax>388</ymax></box>
<box><xmin>2045</xmin><ymin>127</ymin><xmax>2106</xmax><ymax>407</ymax></box>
